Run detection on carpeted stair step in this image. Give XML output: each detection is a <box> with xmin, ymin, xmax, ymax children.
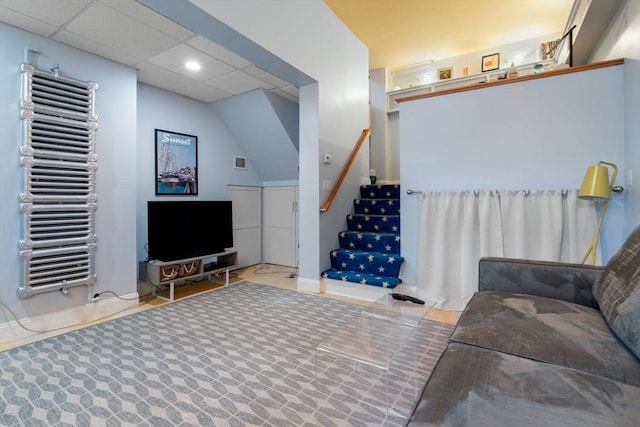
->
<box><xmin>322</xmin><ymin>184</ymin><xmax>403</xmax><ymax>289</ymax></box>
<box><xmin>353</xmin><ymin>198</ymin><xmax>400</xmax><ymax>215</ymax></box>
<box><xmin>328</xmin><ymin>248</ymin><xmax>404</xmax><ymax>278</ymax></box>
<box><xmin>321</xmin><ymin>268</ymin><xmax>402</xmax><ymax>288</ymax></box>
<box><xmin>339</xmin><ymin>230</ymin><xmax>400</xmax><ymax>253</ymax></box>
<box><xmin>360</xmin><ymin>184</ymin><xmax>401</xmax><ymax>200</ymax></box>
<box><xmin>347</xmin><ymin>214</ymin><xmax>400</xmax><ymax>233</ymax></box>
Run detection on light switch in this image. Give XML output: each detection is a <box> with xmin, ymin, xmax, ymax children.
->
<box><xmin>323</xmin><ymin>180</ymin><xmax>332</xmax><ymax>191</ymax></box>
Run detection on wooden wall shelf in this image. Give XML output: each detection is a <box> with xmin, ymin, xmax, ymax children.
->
<box><xmin>395</xmin><ymin>58</ymin><xmax>624</xmax><ymax>105</ymax></box>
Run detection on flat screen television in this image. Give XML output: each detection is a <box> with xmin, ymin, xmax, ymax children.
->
<box><xmin>147</xmin><ymin>200</ymin><xmax>233</xmax><ymax>262</ymax></box>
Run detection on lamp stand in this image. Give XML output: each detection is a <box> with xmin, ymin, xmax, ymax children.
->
<box><xmin>581</xmin><ymin>200</ymin><xmax>609</xmax><ymax>265</ymax></box>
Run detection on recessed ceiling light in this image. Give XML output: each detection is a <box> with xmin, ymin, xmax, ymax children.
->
<box><xmin>185</xmin><ymin>61</ymin><xmax>201</xmax><ymax>71</ymax></box>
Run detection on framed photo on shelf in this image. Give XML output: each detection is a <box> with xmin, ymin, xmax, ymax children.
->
<box><xmin>437</xmin><ymin>67</ymin><xmax>453</xmax><ymax>81</ymax></box>
<box><xmin>155</xmin><ymin>129</ymin><xmax>198</xmax><ymax>195</ymax></box>
<box><xmin>481</xmin><ymin>53</ymin><xmax>500</xmax><ymax>72</ymax></box>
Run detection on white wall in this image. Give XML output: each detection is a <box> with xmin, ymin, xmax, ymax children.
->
<box><xmin>369</xmin><ymin>69</ymin><xmax>388</xmax><ymax>181</ymax></box>
<box><xmin>399</xmin><ymin>65</ymin><xmax>627</xmax><ymax>285</ymax></box>
<box><xmin>0</xmin><ymin>23</ymin><xmax>137</xmax><ymax>320</ymax></box>
<box><xmin>136</xmin><ymin>83</ymin><xmax>263</xmax><ymax>263</ymax></box>
<box><xmin>590</xmin><ymin>0</ymin><xmax>640</xmax><ymax>62</ymax></box>
<box><xmin>178</xmin><ymin>0</ymin><xmax>370</xmax><ymax>282</ymax></box>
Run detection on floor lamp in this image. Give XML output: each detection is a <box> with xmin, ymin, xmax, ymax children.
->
<box><xmin>577</xmin><ymin>161</ymin><xmax>623</xmax><ymax>264</ymax></box>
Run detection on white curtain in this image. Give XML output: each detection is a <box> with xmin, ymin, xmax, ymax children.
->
<box><xmin>500</xmin><ymin>190</ymin><xmax>564</xmax><ymax>260</ymax></box>
<box><xmin>416</xmin><ymin>189</ymin><xmax>597</xmax><ymax>310</ymax></box>
<box><xmin>417</xmin><ymin>191</ymin><xmax>503</xmax><ymax>310</ymax></box>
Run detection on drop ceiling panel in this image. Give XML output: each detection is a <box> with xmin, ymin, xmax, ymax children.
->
<box><xmin>177</xmin><ymin>82</ymin><xmax>232</xmax><ymax>103</ymax></box>
<box><xmin>205</xmin><ymin>70</ymin><xmax>273</xmax><ymax>95</ymax></box>
<box><xmin>105</xmin><ymin>0</ymin><xmax>195</xmax><ymax>41</ymax></box>
<box><xmin>54</xmin><ymin>30</ymin><xmax>139</xmax><ymax>66</ymax></box>
<box><xmin>186</xmin><ymin>35</ymin><xmax>252</xmax><ymax>69</ymax></box>
<box><xmin>0</xmin><ymin>6</ymin><xmax>58</xmax><ymax>37</ymax></box>
<box><xmin>136</xmin><ymin>61</ymin><xmax>199</xmax><ymax>92</ymax></box>
<box><xmin>0</xmin><ymin>0</ymin><xmax>92</xmax><ymax>27</ymax></box>
<box><xmin>148</xmin><ymin>44</ymin><xmax>235</xmax><ymax>81</ymax></box>
<box><xmin>64</xmin><ymin>2</ymin><xmax>180</xmax><ymax>59</ymax></box>
<box><xmin>0</xmin><ymin>0</ymin><xmax>299</xmax><ymax>104</ymax></box>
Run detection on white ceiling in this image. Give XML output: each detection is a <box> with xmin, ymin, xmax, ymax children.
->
<box><xmin>0</xmin><ymin>0</ymin><xmax>578</xmax><ymax>104</ymax></box>
<box><xmin>0</xmin><ymin>0</ymin><xmax>300</xmax><ymax>103</ymax></box>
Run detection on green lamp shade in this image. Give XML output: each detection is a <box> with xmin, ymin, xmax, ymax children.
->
<box><xmin>578</xmin><ymin>165</ymin><xmax>611</xmax><ymax>200</ymax></box>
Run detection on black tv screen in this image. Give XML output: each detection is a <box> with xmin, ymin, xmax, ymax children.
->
<box><xmin>147</xmin><ymin>201</ymin><xmax>233</xmax><ymax>262</ymax></box>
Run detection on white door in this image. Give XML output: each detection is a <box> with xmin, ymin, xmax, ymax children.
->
<box><xmin>228</xmin><ymin>186</ymin><xmax>262</xmax><ymax>268</ymax></box>
<box><xmin>263</xmin><ymin>186</ymin><xmax>298</xmax><ymax>267</ymax></box>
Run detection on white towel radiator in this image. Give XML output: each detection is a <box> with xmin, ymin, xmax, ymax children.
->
<box><xmin>18</xmin><ymin>63</ymin><xmax>99</xmax><ymax>298</ymax></box>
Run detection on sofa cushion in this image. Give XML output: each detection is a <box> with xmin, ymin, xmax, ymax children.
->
<box><xmin>408</xmin><ymin>343</ymin><xmax>640</xmax><ymax>427</ymax></box>
<box><xmin>450</xmin><ymin>291</ymin><xmax>640</xmax><ymax>386</ymax></box>
<box><xmin>478</xmin><ymin>257</ymin><xmax>601</xmax><ymax>308</ymax></box>
<box><xmin>594</xmin><ymin>226</ymin><xmax>640</xmax><ymax>359</ymax></box>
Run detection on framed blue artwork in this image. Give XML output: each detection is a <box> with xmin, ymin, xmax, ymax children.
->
<box><xmin>154</xmin><ymin>129</ymin><xmax>198</xmax><ymax>195</ymax></box>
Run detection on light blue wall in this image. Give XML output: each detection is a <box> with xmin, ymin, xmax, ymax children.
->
<box><xmin>590</xmin><ymin>0</ymin><xmax>640</xmax><ymax>235</ymax></box>
<box><xmin>210</xmin><ymin>89</ymin><xmax>299</xmax><ymax>183</ymax></box>
<box><xmin>136</xmin><ymin>83</ymin><xmax>263</xmax><ymax>262</ymax></box>
<box><xmin>264</xmin><ymin>90</ymin><xmax>300</xmax><ymax>152</ymax></box>
<box><xmin>1</xmin><ymin>0</ymin><xmax>369</xmax><ymax>324</ymax></box>
<box><xmin>399</xmin><ymin>65</ymin><xmax>627</xmax><ymax>285</ymax></box>
<box><xmin>0</xmin><ymin>22</ymin><xmax>268</xmax><ymax>323</ymax></box>
<box><xmin>0</xmin><ymin>22</ymin><xmax>137</xmax><ymax>318</ymax></box>
<box><xmin>623</xmin><ymin>60</ymin><xmax>640</xmax><ymax>233</ymax></box>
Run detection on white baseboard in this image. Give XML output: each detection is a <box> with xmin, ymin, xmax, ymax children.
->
<box><xmin>321</xmin><ymin>278</ymin><xmax>420</xmax><ymax>302</ymax></box>
<box><xmin>296</xmin><ymin>277</ymin><xmax>321</xmax><ymax>293</ymax></box>
<box><xmin>321</xmin><ymin>278</ymin><xmax>390</xmax><ymax>302</ymax></box>
<box><xmin>0</xmin><ymin>293</ymin><xmax>139</xmax><ymax>349</ymax></box>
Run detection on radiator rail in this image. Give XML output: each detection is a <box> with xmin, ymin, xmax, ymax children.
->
<box><xmin>18</xmin><ymin>63</ymin><xmax>98</xmax><ymax>299</ymax></box>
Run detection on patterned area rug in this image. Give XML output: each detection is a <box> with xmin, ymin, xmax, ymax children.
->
<box><xmin>0</xmin><ymin>282</ymin><xmax>453</xmax><ymax>426</ymax></box>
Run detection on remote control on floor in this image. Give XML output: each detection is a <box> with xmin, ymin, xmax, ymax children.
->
<box><xmin>391</xmin><ymin>293</ymin><xmax>425</xmax><ymax>305</ymax></box>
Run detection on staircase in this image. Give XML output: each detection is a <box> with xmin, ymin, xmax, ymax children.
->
<box><xmin>321</xmin><ymin>184</ymin><xmax>404</xmax><ymax>288</ymax></box>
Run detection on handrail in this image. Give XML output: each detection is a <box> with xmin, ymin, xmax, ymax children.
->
<box><xmin>320</xmin><ymin>128</ymin><xmax>370</xmax><ymax>212</ymax></box>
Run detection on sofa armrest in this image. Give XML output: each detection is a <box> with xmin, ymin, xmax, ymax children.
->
<box><xmin>478</xmin><ymin>257</ymin><xmax>603</xmax><ymax>308</ymax></box>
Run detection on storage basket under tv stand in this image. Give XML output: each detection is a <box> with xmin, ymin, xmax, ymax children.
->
<box><xmin>146</xmin><ymin>249</ymin><xmax>238</xmax><ymax>301</ymax></box>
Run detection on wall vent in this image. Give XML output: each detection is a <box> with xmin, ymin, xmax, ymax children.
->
<box><xmin>18</xmin><ymin>63</ymin><xmax>99</xmax><ymax>298</ymax></box>
<box><xmin>234</xmin><ymin>156</ymin><xmax>247</xmax><ymax>170</ymax></box>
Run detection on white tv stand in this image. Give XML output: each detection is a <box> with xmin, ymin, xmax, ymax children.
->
<box><xmin>145</xmin><ymin>249</ymin><xmax>238</xmax><ymax>301</ymax></box>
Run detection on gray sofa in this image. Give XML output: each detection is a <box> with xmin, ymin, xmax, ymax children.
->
<box><xmin>407</xmin><ymin>226</ymin><xmax>640</xmax><ymax>426</ymax></box>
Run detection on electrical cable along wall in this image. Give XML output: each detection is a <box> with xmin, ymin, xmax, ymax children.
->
<box><xmin>18</xmin><ymin>63</ymin><xmax>99</xmax><ymax>299</ymax></box>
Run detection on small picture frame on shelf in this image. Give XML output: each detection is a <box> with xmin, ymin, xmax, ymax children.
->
<box><xmin>481</xmin><ymin>53</ymin><xmax>500</xmax><ymax>72</ymax></box>
<box><xmin>437</xmin><ymin>67</ymin><xmax>453</xmax><ymax>81</ymax></box>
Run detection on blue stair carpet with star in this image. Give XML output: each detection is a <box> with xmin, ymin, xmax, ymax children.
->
<box><xmin>321</xmin><ymin>184</ymin><xmax>404</xmax><ymax>288</ymax></box>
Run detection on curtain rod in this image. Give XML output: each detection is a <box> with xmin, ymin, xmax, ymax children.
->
<box><xmin>408</xmin><ymin>189</ymin><xmax>572</xmax><ymax>197</ymax></box>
